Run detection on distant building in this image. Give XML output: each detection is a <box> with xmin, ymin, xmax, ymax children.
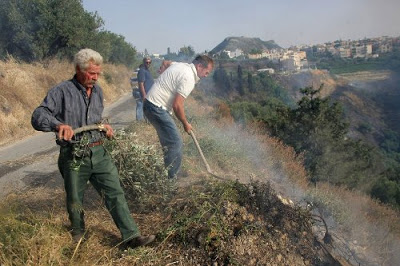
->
<box><xmin>228</xmin><ymin>49</ymin><xmax>243</xmax><ymax>58</ymax></box>
<box><xmin>339</xmin><ymin>47</ymin><xmax>351</xmax><ymax>58</ymax></box>
<box><xmin>257</xmin><ymin>68</ymin><xmax>275</xmax><ymax>74</ymax></box>
<box><xmin>220</xmin><ymin>49</ymin><xmax>244</xmax><ymax>58</ymax></box>
<box><xmin>248</xmin><ymin>53</ymin><xmax>263</xmax><ymax>59</ymax></box>
<box><xmin>378</xmin><ymin>43</ymin><xmax>393</xmax><ymax>53</ymax></box>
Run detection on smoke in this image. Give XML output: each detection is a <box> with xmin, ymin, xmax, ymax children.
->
<box><xmin>196</xmin><ymin>74</ymin><xmax>400</xmax><ymax>265</ymax></box>
<box><xmin>203</xmin><ymin>121</ymin><xmax>400</xmax><ymax>265</ymax></box>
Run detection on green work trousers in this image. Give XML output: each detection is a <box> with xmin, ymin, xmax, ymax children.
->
<box><xmin>58</xmin><ymin>145</ymin><xmax>140</xmax><ymax>241</ymax></box>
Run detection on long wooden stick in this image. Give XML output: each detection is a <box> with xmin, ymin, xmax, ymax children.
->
<box><xmin>73</xmin><ymin>124</ymin><xmax>107</xmax><ymax>134</ymax></box>
<box><xmin>189</xmin><ymin>130</ymin><xmax>212</xmax><ymax>174</ymax></box>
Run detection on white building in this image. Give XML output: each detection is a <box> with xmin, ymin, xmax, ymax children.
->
<box><xmin>224</xmin><ymin>49</ymin><xmax>244</xmax><ymax>58</ymax></box>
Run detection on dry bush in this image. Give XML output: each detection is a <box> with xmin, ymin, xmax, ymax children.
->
<box><xmin>214</xmin><ymin>100</ymin><xmax>234</xmax><ymax>123</ymax></box>
<box><xmin>0</xmin><ymin>58</ymin><xmax>132</xmax><ymax>146</ymax></box>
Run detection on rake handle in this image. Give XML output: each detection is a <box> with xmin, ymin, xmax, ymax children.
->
<box><xmin>189</xmin><ymin>130</ymin><xmax>213</xmax><ymax>174</ymax></box>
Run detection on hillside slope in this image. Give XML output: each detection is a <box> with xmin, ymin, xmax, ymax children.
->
<box><xmin>0</xmin><ymin>97</ymin><xmax>343</xmax><ymax>265</ymax></box>
<box><xmin>0</xmin><ymin>58</ymin><xmax>132</xmax><ymax>147</ymax></box>
<box><xmin>280</xmin><ymin>69</ymin><xmax>398</xmax><ymax>146</ymax></box>
<box><xmin>2</xmin><ymin>61</ymin><xmax>400</xmax><ymax>265</ymax></box>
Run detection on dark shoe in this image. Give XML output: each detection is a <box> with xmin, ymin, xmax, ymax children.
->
<box><xmin>126</xmin><ymin>235</ymin><xmax>155</xmax><ymax>249</ymax></box>
<box><xmin>72</xmin><ymin>231</ymin><xmax>86</xmax><ymax>243</ymax></box>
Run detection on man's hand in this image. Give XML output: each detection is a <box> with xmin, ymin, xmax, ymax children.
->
<box><xmin>56</xmin><ymin>124</ymin><xmax>74</xmax><ymax>141</ymax></box>
<box><xmin>103</xmin><ymin>124</ymin><xmax>114</xmax><ymax>138</ymax></box>
<box><xmin>183</xmin><ymin>122</ymin><xmax>192</xmax><ymax>134</ymax></box>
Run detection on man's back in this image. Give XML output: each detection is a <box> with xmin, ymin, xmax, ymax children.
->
<box><xmin>146</xmin><ymin>62</ymin><xmax>199</xmax><ymax>111</ymax></box>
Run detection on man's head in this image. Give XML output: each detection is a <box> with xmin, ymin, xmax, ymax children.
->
<box><xmin>74</xmin><ymin>48</ymin><xmax>103</xmax><ymax>90</ymax></box>
<box><xmin>192</xmin><ymin>55</ymin><xmax>214</xmax><ymax>78</ymax></box>
<box><xmin>143</xmin><ymin>57</ymin><xmax>152</xmax><ymax>69</ymax></box>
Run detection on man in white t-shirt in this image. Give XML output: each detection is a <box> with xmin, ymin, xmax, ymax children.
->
<box><xmin>144</xmin><ymin>55</ymin><xmax>214</xmax><ymax>178</ymax></box>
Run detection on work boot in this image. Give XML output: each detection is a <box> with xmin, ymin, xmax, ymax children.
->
<box><xmin>125</xmin><ymin>235</ymin><xmax>155</xmax><ymax>249</ymax></box>
<box><xmin>71</xmin><ymin>231</ymin><xmax>86</xmax><ymax>243</ymax></box>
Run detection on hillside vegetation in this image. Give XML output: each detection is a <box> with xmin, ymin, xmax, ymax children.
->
<box><xmin>0</xmin><ymin>0</ymin><xmax>137</xmax><ymax>66</ymax></box>
<box><xmin>1</xmin><ymin>60</ymin><xmax>400</xmax><ymax>265</ymax></box>
<box><xmin>212</xmin><ymin>57</ymin><xmax>400</xmax><ymax>207</ymax></box>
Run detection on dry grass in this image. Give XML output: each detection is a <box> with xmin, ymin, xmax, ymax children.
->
<box><xmin>0</xmin><ymin>57</ymin><xmax>132</xmax><ymax>146</ymax></box>
<box><xmin>2</xmin><ymin>67</ymin><xmax>400</xmax><ymax>264</ymax></box>
<box><xmin>306</xmin><ymin>183</ymin><xmax>400</xmax><ymax>265</ymax></box>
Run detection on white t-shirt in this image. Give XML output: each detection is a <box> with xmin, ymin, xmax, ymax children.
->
<box><xmin>146</xmin><ymin>62</ymin><xmax>200</xmax><ymax>112</ymax></box>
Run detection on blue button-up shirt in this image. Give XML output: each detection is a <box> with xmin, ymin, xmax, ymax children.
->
<box><xmin>31</xmin><ymin>76</ymin><xmax>104</xmax><ymax>144</ymax></box>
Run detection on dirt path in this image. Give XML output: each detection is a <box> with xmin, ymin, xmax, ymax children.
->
<box><xmin>0</xmin><ymin>93</ymin><xmax>136</xmax><ymax>199</ymax></box>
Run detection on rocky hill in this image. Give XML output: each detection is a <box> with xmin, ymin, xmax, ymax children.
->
<box><xmin>210</xmin><ymin>36</ymin><xmax>281</xmax><ymax>54</ymax></box>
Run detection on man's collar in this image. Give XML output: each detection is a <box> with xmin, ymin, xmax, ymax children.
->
<box><xmin>190</xmin><ymin>64</ymin><xmax>200</xmax><ymax>83</ymax></box>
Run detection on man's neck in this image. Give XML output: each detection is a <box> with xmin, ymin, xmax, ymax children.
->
<box><xmin>86</xmin><ymin>88</ymin><xmax>92</xmax><ymax>97</ymax></box>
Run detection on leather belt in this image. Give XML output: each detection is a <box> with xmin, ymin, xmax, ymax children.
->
<box><xmin>88</xmin><ymin>141</ymin><xmax>103</xmax><ymax>147</ymax></box>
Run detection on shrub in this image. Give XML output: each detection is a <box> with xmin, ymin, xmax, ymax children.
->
<box><xmin>104</xmin><ymin>129</ymin><xmax>174</xmax><ymax>212</ymax></box>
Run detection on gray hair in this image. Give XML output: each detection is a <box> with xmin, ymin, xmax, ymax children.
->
<box><xmin>74</xmin><ymin>48</ymin><xmax>103</xmax><ymax>71</ymax></box>
<box><xmin>143</xmin><ymin>56</ymin><xmax>152</xmax><ymax>63</ymax></box>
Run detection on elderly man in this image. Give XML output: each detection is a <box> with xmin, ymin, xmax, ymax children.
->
<box><xmin>31</xmin><ymin>48</ymin><xmax>154</xmax><ymax>248</ymax></box>
<box><xmin>143</xmin><ymin>55</ymin><xmax>214</xmax><ymax>179</ymax></box>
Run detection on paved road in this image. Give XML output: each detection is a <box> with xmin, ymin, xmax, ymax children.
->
<box><xmin>0</xmin><ymin>93</ymin><xmax>136</xmax><ymax>199</ymax></box>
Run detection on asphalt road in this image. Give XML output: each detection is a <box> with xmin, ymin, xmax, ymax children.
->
<box><xmin>0</xmin><ymin>93</ymin><xmax>136</xmax><ymax>199</ymax></box>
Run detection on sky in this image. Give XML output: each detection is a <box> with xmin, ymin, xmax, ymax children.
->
<box><xmin>82</xmin><ymin>0</ymin><xmax>400</xmax><ymax>55</ymax></box>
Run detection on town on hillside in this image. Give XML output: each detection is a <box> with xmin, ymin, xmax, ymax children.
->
<box><xmin>142</xmin><ymin>36</ymin><xmax>399</xmax><ymax>73</ymax></box>
<box><xmin>215</xmin><ymin>36</ymin><xmax>398</xmax><ymax>72</ymax></box>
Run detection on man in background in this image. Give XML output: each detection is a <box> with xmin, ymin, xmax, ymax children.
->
<box><xmin>31</xmin><ymin>48</ymin><xmax>155</xmax><ymax>248</ymax></box>
<box><xmin>136</xmin><ymin>57</ymin><xmax>154</xmax><ymax>121</ymax></box>
<box><xmin>143</xmin><ymin>55</ymin><xmax>214</xmax><ymax>179</ymax></box>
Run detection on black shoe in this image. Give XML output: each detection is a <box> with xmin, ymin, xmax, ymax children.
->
<box><xmin>126</xmin><ymin>235</ymin><xmax>155</xmax><ymax>249</ymax></box>
<box><xmin>71</xmin><ymin>231</ymin><xmax>86</xmax><ymax>243</ymax></box>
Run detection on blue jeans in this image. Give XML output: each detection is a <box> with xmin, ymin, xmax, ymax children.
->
<box><xmin>136</xmin><ymin>99</ymin><xmax>145</xmax><ymax>121</ymax></box>
<box><xmin>143</xmin><ymin>100</ymin><xmax>182</xmax><ymax>178</ymax></box>
<box><xmin>133</xmin><ymin>89</ymin><xmax>145</xmax><ymax>121</ymax></box>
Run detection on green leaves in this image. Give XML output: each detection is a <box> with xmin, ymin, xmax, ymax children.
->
<box><xmin>0</xmin><ymin>0</ymin><xmax>137</xmax><ymax>67</ymax></box>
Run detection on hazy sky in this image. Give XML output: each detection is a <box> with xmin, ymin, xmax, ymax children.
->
<box><xmin>82</xmin><ymin>0</ymin><xmax>400</xmax><ymax>55</ymax></box>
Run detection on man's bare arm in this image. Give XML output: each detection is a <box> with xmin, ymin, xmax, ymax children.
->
<box><xmin>172</xmin><ymin>94</ymin><xmax>192</xmax><ymax>133</ymax></box>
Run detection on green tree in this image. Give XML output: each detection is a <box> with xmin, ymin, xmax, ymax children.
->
<box><xmin>213</xmin><ymin>66</ymin><xmax>231</xmax><ymax>94</ymax></box>
<box><xmin>99</xmin><ymin>31</ymin><xmax>137</xmax><ymax>67</ymax></box>
<box><xmin>0</xmin><ymin>0</ymin><xmax>103</xmax><ymax>61</ymax></box>
<box><xmin>247</xmin><ymin>73</ymin><xmax>255</xmax><ymax>93</ymax></box>
<box><xmin>371</xmin><ymin>177</ymin><xmax>400</xmax><ymax>206</ymax></box>
<box><xmin>237</xmin><ymin>65</ymin><xmax>245</xmax><ymax>95</ymax></box>
<box><xmin>0</xmin><ymin>0</ymin><xmax>40</xmax><ymax>61</ymax></box>
<box><xmin>267</xmin><ymin>86</ymin><xmax>384</xmax><ymax>188</ymax></box>
<box><xmin>178</xmin><ymin>45</ymin><xmax>195</xmax><ymax>58</ymax></box>
<box><xmin>0</xmin><ymin>0</ymin><xmax>137</xmax><ymax>66</ymax></box>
